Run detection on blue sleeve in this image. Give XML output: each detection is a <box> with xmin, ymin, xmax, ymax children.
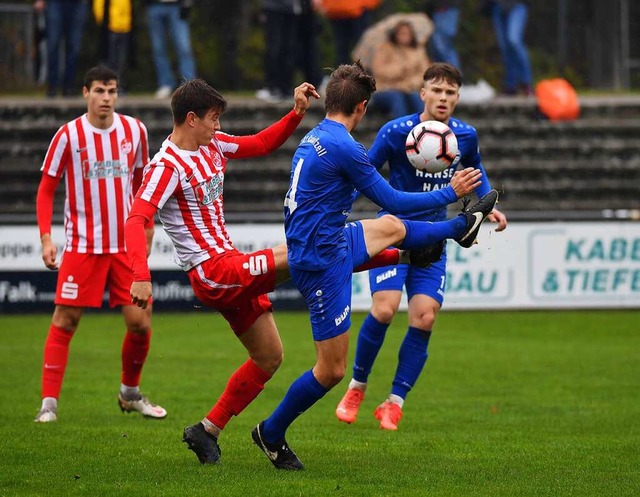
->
<box><xmin>343</xmin><ymin>142</ymin><xmax>387</xmax><ymax>192</ymax></box>
<box><xmin>360</xmin><ymin>175</ymin><xmax>458</xmax><ymax>214</ymax></box>
<box><xmin>473</xmin><ymin>162</ymin><xmax>492</xmax><ymax>197</ymax></box>
<box><xmin>367</xmin><ymin>125</ymin><xmax>392</xmax><ymax>170</ymax></box>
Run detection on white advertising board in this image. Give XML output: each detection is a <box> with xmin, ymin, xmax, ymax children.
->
<box><xmin>1</xmin><ymin>222</ymin><xmax>639</xmax><ymax>310</ymax></box>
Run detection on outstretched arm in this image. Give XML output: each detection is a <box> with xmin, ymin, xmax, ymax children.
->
<box><xmin>220</xmin><ymin>82</ymin><xmax>320</xmax><ymax>159</ymax></box>
<box><xmin>361</xmin><ymin>167</ymin><xmax>482</xmax><ymax>214</ymax></box>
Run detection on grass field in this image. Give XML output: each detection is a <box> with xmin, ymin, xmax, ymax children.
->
<box><xmin>0</xmin><ymin>310</ymin><xmax>638</xmax><ymax>496</ymax></box>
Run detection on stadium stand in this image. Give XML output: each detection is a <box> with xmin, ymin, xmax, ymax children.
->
<box><xmin>1</xmin><ymin>95</ymin><xmax>639</xmax><ymax>224</ymax></box>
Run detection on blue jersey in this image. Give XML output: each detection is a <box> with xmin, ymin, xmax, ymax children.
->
<box><xmin>369</xmin><ymin>114</ymin><xmax>492</xmax><ymax>222</ymax></box>
<box><xmin>284</xmin><ymin>119</ymin><xmax>381</xmax><ymax>270</ymax></box>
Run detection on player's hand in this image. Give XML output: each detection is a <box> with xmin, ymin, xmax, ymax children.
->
<box><xmin>292</xmin><ymin>82</ymin><xmax>320</xmax><ymax>116</ymax></box>
<box><xmin>40</xmin><ymin>234</ymin><xmax>58</xmax><ymax>270</ymax></box>
<box><xmin>488</xmin><ymin>207</ymin><xmax>508</xmax><ymax>232</ymax></box>
<box><xmin>450</xmin><ymin>167</ymin><xmax>482</xmax><ymax>198</ymax></box>
<box><xmin>131</xmin><ymin>281</ymin><xmax>152</xmax><ymax>309</ymax></box>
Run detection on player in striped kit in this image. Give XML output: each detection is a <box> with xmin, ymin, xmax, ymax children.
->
<box><xmin>125</xmin><ymin>78</ymin><xmax>321</xmax><ymax>464</ymax></box>
<box><xmin>125</xmin><ymin>78</ymin><xmax>441</xmax><ymax>464</ymax></box>
<box><xmin>335</xmin><ymin>63</ymin><xmax>508</xmax><ymax>430</ymax></box>
<box><xmin>35</xmin><ymin>66</ymin><xmax>166</xmax><ymax>423</ymax></box>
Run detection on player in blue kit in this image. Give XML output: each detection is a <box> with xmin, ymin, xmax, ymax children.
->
<box><xmin>336</xmin><ymin>63</ymin><xmax>508</xmax><ymax>430</ymax></box>
<box><xmin>251</xmin><ymin>61</ymin><xmax>499</xmax><ymax>470</ymax></box>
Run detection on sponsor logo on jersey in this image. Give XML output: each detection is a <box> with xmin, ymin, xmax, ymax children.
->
<box><xmin>375</xmin><ymin>267</ymin><xmax>397</xmax><ymax>284</ymax></box>
<box><xmin>196</xmin><ymin>172</ymin><xmax>224</xmax><ymax>205</ymax></box>
<box><xmin>120</xmin><ymin>138</ymin><xmax>132</xmax><ymax>155</ymax></box>
<box><xmin>83</xmin><ymin>159</ymin><xmax>128</xmax><ymax>179</ymax></box>
<box><xmin>243</xmin><ymin>254</ymin><xmax>269</xmax><ymax>276</ymax></box>
<box><xmin>300</xmin><ymin>134</ymin><xmax>327</xmax><ymax>156</ymax></box>
<box><xmin>61</xmin><ymin>276</ymin><xmax>78</xmax><ymax>300</ymax></box>
<box><xmin>334</xmin><ymin>304</ymin><xmax>350</xmax><ymax>326</ymax></box>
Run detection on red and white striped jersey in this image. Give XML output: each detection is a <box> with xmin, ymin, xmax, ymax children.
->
<box><xmin>41</xmin><ymin>113</ymin><xmax>149</xmax><ymax>254</ymax></box>
<box><xmin>137</xmin><ymin>134</ymin><xmax>249</xmax><ymax>270</ymax></box>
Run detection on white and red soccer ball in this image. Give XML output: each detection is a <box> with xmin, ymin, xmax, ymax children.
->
<box><xmin>405</xmin><ymin>120</ymin><xmax>459</xmax><ymax>173</ymax></box>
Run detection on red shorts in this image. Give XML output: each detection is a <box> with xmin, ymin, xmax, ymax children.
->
<box><xmin>55</xmin><ymin>251</ymin><xmax>134</xmax><ymax>308</ymax></box>
<box><xmin>188</xmin><ymin>249</ymin><xmax>277</xmax><ymax>335</ymax></box>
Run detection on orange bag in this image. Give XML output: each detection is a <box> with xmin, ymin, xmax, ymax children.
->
<box><xmin>535</xmin><ymin>79</ymin><xmax>580</xmax><ymax>121</ymax></box>
<box><xmin>321</xmin><ymin>0</ymin><xmax>366</xmax><ymax>19</ymax></box>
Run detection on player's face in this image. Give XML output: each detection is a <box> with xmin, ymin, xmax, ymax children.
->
<box><xmin>84</xmin><ymin>80</ymin><xmax>118</xmax><ymax>120</ymax></box>
<box><xmin>193</xmin><ymin>108</ymin><xmax>221</xmax><ymax>146</ymax></box>
<box><xmin>420</xmin><ymin>78</ymin><xmax>459</xmax><ymax>122</ymax></box>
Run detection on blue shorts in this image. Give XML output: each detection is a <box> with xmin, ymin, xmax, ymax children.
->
<box><xmin>368</xmin><ymin>251</ymin><xmax>447</xmax><ymax>305</ymax></box>
<box><xmin>290</xmin><ymin>222</ymin><xmax>370</xmax><ymax>341</ymax></box>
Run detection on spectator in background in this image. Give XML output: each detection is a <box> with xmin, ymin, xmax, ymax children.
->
<box><xmin>489</xmin><ymin>0</ymin><xmax>533</xmax><ymax>95</ymax></box>
<box><xmin>146</xmin><ymin>0</ymin><xmax>197</xmax><ymax>99</ymax></box>
<box><xmin>33</xmin><ymin>0</ymin><xmax>47</xmax><ymax>86</ymax></box>
<box><xmin>295</xmin><ymin>1</ymin><xmax>323</xmax><ymax>91</ymax></box>
<box><xmin>93</xmin><ymin>0</ymin><xmax>135</xmax><ymax>92</ymax></box>
<box><xmin>319</xmin><ymin>0</ymin><xmax>380</xmax><ymax>67</ymax></box>
<box><xmin>370</xmin><ymin>20</ymin><xmax>429</xmax><ymax>118</ymax></box>
<box><xmin>427</xmin><ymin>0</ymin><xmax>461</xmax><ymax>71</ymax></box>
<box><xmin>256</xmin><ymin>1</ymin><xmax>301</xmax><ymax>103</ymax></box>
<box><xmin>257</xmin><ymin>1</ymin><xmax>323</xmax><ymax>103</ymax></box>
<box><xmin>43</xmin><ymin>0</ymin><xmax>88</xmax><ymax>97</ymax></box>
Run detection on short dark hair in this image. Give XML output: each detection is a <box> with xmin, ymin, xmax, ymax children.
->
<box><xmin>389</xmin><ymin>21</ymin><xmax>418</xmax><ymax>48</ymax></box>
<box><xmin>83</xmin><ymin>65</ymin><xmax>119</xmax><ymax>90</ymax></box>
<box><xmin>423</xmin><ymin>63</ymin><xmax>463</xmax><ymax>88</ymax></box>
<box><xmin>324</xmin><ymin>61</ymin><xmax>377</xmax><ymax>115</ymax></box>
<box><xmin>171</xmin><ymin>79</ymin><xmax>228</xmax><ymax>125</ymax></box>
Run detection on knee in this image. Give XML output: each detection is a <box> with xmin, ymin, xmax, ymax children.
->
<box><xmin>380</xmin><ymin>214</ymin><xmax>406</xmax><ymax>240</ymax></box>
<box><xmin>371</xmin><ymin>303</ymin><xmax>397</xmax><ymax>324</ymax></box>
<box><xmin>252</xmin><ymin>346</ymin><xmax>283</xmax><ymax>376</ymax></box>
<box><xmin>412</xmin><ymin>308</ymin><xmax>437</xmax><ymax>331</ymax></box>
<box><xmin>315</xmin><ymin>363</ymin><xmax>346</xmax><ymax>389</ymax></box>
<box><xmin>128</xmin><ymin>322</ymin><xmax>151</xmax><ymax>335</ymax></box>
<box><xmin>52</xmin><ymin>309</ymin><xmax>80</xmax><ymax>331</ymax></box>
<box><xmin>265</xmin><ymin>349</ymin><xmax>284</xmax><ymax>374</ymax></box>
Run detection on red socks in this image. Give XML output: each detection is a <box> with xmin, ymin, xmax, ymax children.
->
<box><xmin>121</xmin><ymin>330</ymin><xmax>151</xmax><ymax>387</ymax></box>
<box><xmin>41</xmin><ymin>324</ymin><xmax>74</xmax><ymax>399</ymax></box>
<box><xmin>206</xmin><ymin>359</ymin><xmax>272</xmax><ymax>429</ymax></box>
<box><xmin>354</xmin><ymin>248</ymin><xmax>400</xmax><ymax>272</ymax></box>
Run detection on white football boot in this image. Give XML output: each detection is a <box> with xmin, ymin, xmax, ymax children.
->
<box><xmin>118</xmin><ymin>393</ymin><xmax>167</xmax><ymax>419</ymax></box>
<box><xmin>34</xmin><ymin>408</ymin><xmax>57</xmax><ymax>423</ymax></box>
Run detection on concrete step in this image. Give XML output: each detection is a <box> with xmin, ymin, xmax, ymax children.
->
<box><xmin>3</xmin><ymin>94</ymin><xmax>640</xmax><ymax>224</ymax></box>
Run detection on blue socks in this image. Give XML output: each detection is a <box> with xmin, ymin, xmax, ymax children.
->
<box><xmin>391</xmin><ymin>327</ymin><xmax>432</xmax><ymax>399</ymax></box>
<box><xmin>353</xmin><ymin>313</ymin><xmax>389</xmax><ymax>383</ymax></box>
<box><xmin>262</xmin><ymin>369</ymin><xmax>328</xmax><ymax>443</ymax></box>
<box><xmin>398</xmin><ymin>216</ymin><xmax>466</xmax><ymax>250</ymax></box>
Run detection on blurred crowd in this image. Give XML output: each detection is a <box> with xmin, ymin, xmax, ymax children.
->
<box><xmin>31</xmin><ymin>0</ymin><xmax>533</xmax><ymax>110</ymax></box>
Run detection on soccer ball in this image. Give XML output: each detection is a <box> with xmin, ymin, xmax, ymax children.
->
<box><xmin>405</xmin><ymin>120</ymin><xmax>459</xmax><ymax>173</ymax></box>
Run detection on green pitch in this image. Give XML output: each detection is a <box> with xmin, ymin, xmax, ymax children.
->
<box><xmin>0</xmin><ymin>310</ymin><xmax>638</xmax><ymax>496</ymax></box>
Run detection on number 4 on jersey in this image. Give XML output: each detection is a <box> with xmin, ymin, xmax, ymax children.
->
<box><xmin>284</xmin><ymin>158</ymin><xmax>304</xmax><ymax>214</ymax></box>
